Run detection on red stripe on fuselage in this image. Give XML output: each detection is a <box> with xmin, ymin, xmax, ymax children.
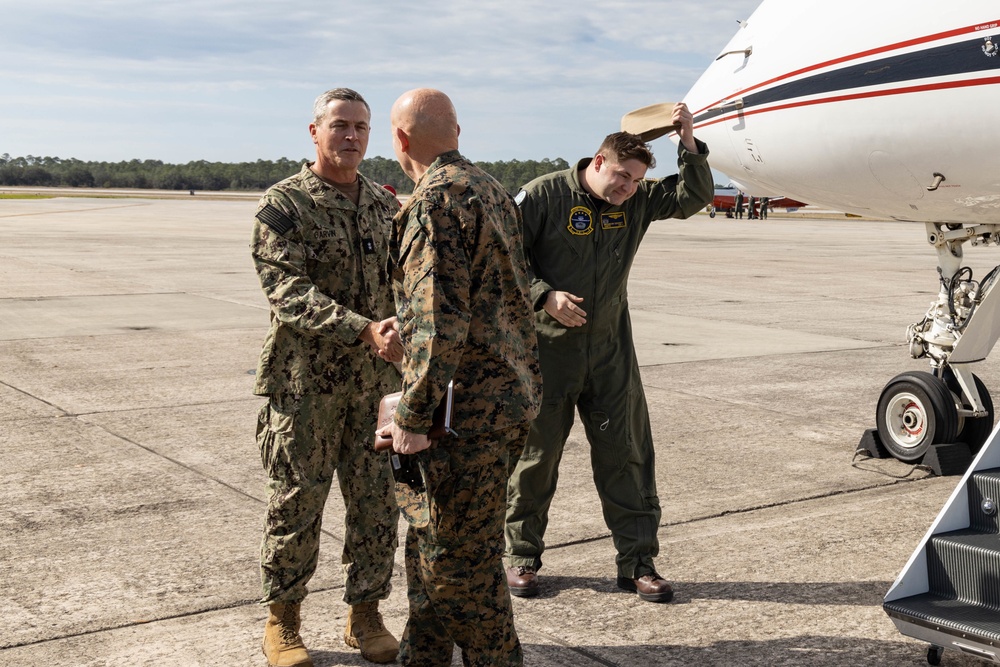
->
<box><xmin>693</xmin><ymin>75</ymin><xmax>1000</xmax><ymax>131</ymax></box>
<box><xmin>693</xmin><ymin>19</ymin><xmax>1000</xmax><ymax>116</ymax></box>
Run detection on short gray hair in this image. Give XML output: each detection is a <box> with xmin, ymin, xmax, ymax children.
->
<box><xmin>313</xmin><ymin>88</ymin><xmax>370</xmax><ymax>124</ymax></box>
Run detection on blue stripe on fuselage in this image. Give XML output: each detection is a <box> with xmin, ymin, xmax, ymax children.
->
<box><xmin>694</xmin><ymin>36</ymin><xmax>1000</xmax><ymax>125</ymax></box>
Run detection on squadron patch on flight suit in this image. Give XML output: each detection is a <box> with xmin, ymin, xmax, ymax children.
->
<box><xmin>568</xmin><ymin>206</ymin><xmax>594</xmax><ymax>236</ymax></box>
<box><xmin>256</xmin><ymin>204</ymin><xmax>296</xmax><ymax>236</ymax></box>
<box><xmin>602</xmin><ymin>211</ymin><xmax>626</xmax><ymax>229</ymax></box>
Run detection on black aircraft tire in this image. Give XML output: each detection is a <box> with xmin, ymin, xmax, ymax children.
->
<box><xmin>943</xmin><ymin>369</ymin><xmax>995</xmax><ymax>455</ymax></box>
<box><xmin>876</xmin><ymin>371</ymin><xmax>959</xmax><ymax>462</ymax></box>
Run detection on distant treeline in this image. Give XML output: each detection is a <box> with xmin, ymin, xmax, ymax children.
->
<box><xmin>0</xmin><ymin>153</ymin><xmax>571</xmax><ymax>195</ymax></box>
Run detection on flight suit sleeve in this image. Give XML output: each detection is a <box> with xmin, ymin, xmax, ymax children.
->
<box><xmin>641</xmin><ymin>138</ymin><xmax>713</xmax><ymax>227</ymax></box>
<box><xmin>250</xmin><ymin>193</ymin><xmax>372</xmax><ymax>346</ymax></box>
<box><xmin>517</xmin><ymin>188</ymin><xmax>554</xmax><ymax>311</ymax></box>
<box><xmin>393</xmin><ymin>198</ymin><xmax>471</xmax><ymax>434</ymax></box>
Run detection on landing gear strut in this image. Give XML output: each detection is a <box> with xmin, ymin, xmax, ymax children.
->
<box><xmin>874</xmin><ymin>223</ymin><xmax>1000</xmax><ymax>464</ymax></box>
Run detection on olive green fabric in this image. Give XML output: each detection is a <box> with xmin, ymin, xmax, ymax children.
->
<box><xmin>506</xmin><ymin>141</ymin><xmax>712</xmax><ymax>579</ymax></box>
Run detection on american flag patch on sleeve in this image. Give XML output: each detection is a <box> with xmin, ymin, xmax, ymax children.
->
<box><xmin>256</xmin><ymin>204</ymin><xmax>295</xmax><ymax>236</ymax></box>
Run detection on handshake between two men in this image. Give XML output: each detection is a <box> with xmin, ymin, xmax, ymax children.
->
<box><xmin>359</xmin><ymin>316</ymin><xmax>403</xmax><ymax>363</ymax></box>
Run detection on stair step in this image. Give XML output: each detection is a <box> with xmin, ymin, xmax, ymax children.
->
<box><xmin>885</xmin><ymin>593</ymin><xmax>1000</xmax><ymax>644</ymax></box>
<box><xmin>929</xmin><ymin>530</ymin><xmax>1000</xmax><ymax>607</ymax></box>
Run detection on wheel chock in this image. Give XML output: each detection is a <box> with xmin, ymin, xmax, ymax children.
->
<box><xmin>920</xmin><ymin>442</ymin><xmax>973</xmax><ymax>476</ymax></box>
<box><xmin>858</xmin><ymin>428</ymin><xmax>891</xmax><ymax>458</ymax></box>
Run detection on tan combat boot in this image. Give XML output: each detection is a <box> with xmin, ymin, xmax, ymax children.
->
<box><xmin>343</xmin><ymin>600</ymin><xmax>399</xmax><ymax>664</ymax></box>
<box><xmin>262</xmin><ymin>602</ymin><xmax>313</xmax><ymax>667</ymax></box>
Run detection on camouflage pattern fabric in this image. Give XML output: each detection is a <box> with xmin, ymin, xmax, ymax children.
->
<box><xmin>505</xmin><ymin>140</ymin><xmax>713</xmax><ymax>580</ymax></box>
<box><xmin>398</xmin><ymin>426</ymin><xmax>529</xmax><ymax>667</ymax></box>
<box><xmin>388</xmin><ymin>150</ymin><xmax>542</xmax><ymax>437</ymax></box>
<box><xmin>252</xmin><ymin>164</ymin><xmax>401</xmax><ymax>605</ymax></box>
<box><xmin>395</xmin><ymin>476</ymin><xmax>429</xmax><ymax>529</ymax></box>
<box><xmin>389</xmin><ymin>151</ymin><xmax>541</xmax><ymax>666</ymax></box>
<box><xmin>258</xmin><ymin>392</ymin><xmax>397</xmax><ymax>604</ymax></box>
<box><xmin>252</xmin><ymin>163</ymin><xmax>400</xmax><ymax>396</ymax></box>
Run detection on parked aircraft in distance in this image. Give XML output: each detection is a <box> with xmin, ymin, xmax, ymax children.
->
<box><xmin>707</xmin><ymin>187</ymin><xmax>806</xmax><ymax>218</ymax></box>
<box><xmin>673</xmin><ymin>2</ymin><xmax>1000</xmax><ymax>663</ymax></box>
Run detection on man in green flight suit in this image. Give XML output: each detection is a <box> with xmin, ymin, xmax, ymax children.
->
<box><xmin>505</xmin><ymin>103</ymin><xmax>713</xmax><ymax>603</ymax></box>
<box><xmin>383</xmin><ymin>87</ymin><xmax>542</xmax><ymax>667</ymax></box>
<box><xmin>252</xmin><ymin>88</ymin><xmax>403</xmax><ymax>667</ymax></box>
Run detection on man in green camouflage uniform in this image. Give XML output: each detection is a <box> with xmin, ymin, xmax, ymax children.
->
<box><xmin>382</xmin><ymin>88</ymin><xmax>542</xmax><ymax>667</ymax></box>
<box><xmin>252</xmin><ymin>88</ymin><xmax>402</xmax><ymax>667</ymax></box>
<box><xmin>504</xmin><ymin>107</ymin><xmax>713</xmax><ymax>604</ymax></box>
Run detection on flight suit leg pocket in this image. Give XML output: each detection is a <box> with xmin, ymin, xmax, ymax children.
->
<box><xmin>585</xmin><ymin>409</ymin><xmax>627</xmax><ymax>470</ymax></box>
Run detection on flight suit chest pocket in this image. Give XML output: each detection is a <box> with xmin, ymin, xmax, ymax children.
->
<box><xmin>608</xmin><ymin>232</ymin><xmax>628</xmax><ymax>264</ymax></box>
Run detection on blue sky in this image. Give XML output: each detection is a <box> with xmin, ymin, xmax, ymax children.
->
<box><xmin>2</xmin><ymin>1</ymin><xmax>761</xmax><ymax>176</ymax></box>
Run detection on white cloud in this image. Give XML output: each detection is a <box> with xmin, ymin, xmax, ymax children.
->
<box><xmin>0</xmin><ymin>0</ymin><xmax>762</xmax><ymax>171</ymax></box>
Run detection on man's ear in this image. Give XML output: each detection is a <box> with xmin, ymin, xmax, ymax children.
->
<box><xmin>394</xmin><ymin>127</ymin><xmax>410</xmax><ymax>153</ymax></box>
<box><xmin>309</xmin><ymin>123</ymin><xmax>318</xmax><ymax>145</ymax></box>
<box><xmin>593</xmin><ymin>153</ymin><xmax>605</xmax><ymax>171</ymax></box>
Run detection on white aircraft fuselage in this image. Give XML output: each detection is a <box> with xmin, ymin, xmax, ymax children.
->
<box><xmin>679</xmin><ymin>4</ymin><xmax>1000</xmax><ymax>663</ymax></box>
<box><xmin>683</xmin><ymin>1</ymin><xmax>1000</xmax><ymax>224</ymax></box>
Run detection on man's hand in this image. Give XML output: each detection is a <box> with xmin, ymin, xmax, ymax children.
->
<box><xmin>374</xmin><ymin>421</ymin><xmax>432</xmax><ymax>454</ymax></box>
<box><xmin>360</xmin><ymin>318</ymin><xmax>404</xmax><ymax>363</ymax></box>
<box><xmin>375</xmin><ymin>316</ymin><xmax>403</xmax><ymax>362</ymax></box>
<box><xmin>672</xmin><ymin>102</ymin><xmax>698</xmax><ymax>154</ymax></box>
<box><xmin>543</xmin><ymin>290</ymin><xmax>587</xmax><ymax>327</ymax></box>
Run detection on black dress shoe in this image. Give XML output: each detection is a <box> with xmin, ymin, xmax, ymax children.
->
<box><xmin>617</xmin><ymin>573</ymin><xmax>674</xmax><ymax>603</ymax></box>
<box><xmin>506</xmin><ymin>566</ymin><xmax>539</xmax><ymax>598</ymax></box>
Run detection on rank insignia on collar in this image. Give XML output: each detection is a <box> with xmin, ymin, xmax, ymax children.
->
<box><xmin>602</xmin><ymin>211</ymin><xmax>626</xmax><ymax>229</ymax></box>
<box><xmin>568</xmin><ymin>206</ymin><xmax>594</xmax><ymax>236</ymax></box>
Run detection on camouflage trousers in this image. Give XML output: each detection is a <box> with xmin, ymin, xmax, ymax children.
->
<box><xmin>257</xmin><ymin>392</ymin><xmax>399</xmax><ymax>605</ymax></box>
<box><xmin>399</xmin><ymin>424</ymin><xmax>529</xmax><ymax>667</ymax></box>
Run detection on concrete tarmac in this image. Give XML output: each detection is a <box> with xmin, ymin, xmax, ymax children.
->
<box><xmin>1</xmin><ymin>196</ymin><xmax>994</xmax><ymax>666</ymax></box>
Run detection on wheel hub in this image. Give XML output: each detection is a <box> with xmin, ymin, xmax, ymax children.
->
<box><xmin>886</xmin><ymin>393</ymin><xmax>927</xmax><ymax>449</ymax></box>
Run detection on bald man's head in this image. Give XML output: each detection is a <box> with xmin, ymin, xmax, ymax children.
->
<box><xmin>391</xmin><ymin>88</ymin><xmax>460</xmax><ymax>180</ymax></box>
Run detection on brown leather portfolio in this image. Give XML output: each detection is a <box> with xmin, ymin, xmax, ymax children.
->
<box><xmin>373</xmin><ymin>381</ymin><xmax>454</xmax><ymax>451</ymax></box>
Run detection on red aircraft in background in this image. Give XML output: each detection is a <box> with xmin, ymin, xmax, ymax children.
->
<box><xmin>708</xmin><ymin>187</ymin><xmax>807</xmax><ymax>218</ymax></box>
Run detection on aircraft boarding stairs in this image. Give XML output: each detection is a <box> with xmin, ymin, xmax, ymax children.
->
<box><xmin>885</xmin><ymin>426</ymin><xmax>1000</xmax><ymax>664</ymax></box>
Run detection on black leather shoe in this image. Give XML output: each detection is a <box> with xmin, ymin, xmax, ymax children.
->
<box><xmin>617</xmin><ymin>573</ymin><xmax>674</xmax><ymax>603</ymax></box>
<box><xmin>506</xmin><ymin>566</ymin><xmax>539</xmax><ymax>598</ymax></box>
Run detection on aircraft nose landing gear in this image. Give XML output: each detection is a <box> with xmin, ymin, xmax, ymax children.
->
<box><xmin>867</xmin><ymin>227</ymin><xmax>1000</xmax><ymax>470</ymax></box>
